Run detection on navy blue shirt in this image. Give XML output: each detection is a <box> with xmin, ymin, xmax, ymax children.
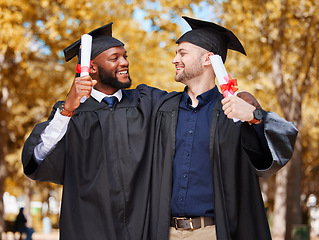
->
<box><xmin>171</xmin><ymin>86</ymin><xmax>219</xmax><ymax>217</ymax></box>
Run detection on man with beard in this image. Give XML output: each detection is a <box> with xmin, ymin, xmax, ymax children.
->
<box><xmin>149</xmin><ymin>17</ymin><xmax>298</xmax><ymax>240</ymax></box>
<box><xmin>21</xmin><ymin>22</ymin><xmax>170</xmax><ymax>240</ymax></box>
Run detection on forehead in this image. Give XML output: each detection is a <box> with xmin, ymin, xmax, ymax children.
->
<box><xmin>93</xmin><ymin>46</ymin><xmax>127</xmax><ymax>60</ymax></box>
<box><xmin>104</xmin><ymin>46</ymin><xmax>127</xmax><ymax>55</ymax></box>
<box><xmin>176</xmin><ymin>41</ymin><xmax>204</xmax><ymax>53</ymax></box>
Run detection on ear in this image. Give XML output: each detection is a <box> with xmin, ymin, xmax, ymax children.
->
<box><xmin>90</xmin><ymin>61</ymin><xmax>98</xmax><ymax>74</ymax></box>
<box><xmin>203</xmin><ymin>52</ymin><xmax>214</xmax><ymax>67</ymax></box>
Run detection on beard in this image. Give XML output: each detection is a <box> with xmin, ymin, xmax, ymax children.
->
<box><xmin>175</xmin><ymin>58</ymin><xmax>203</xmax><ymax>83</ymax></box>
<box><xmin>98</xmin><ymin>66</ymin><xmax>132</xmax><ymax>89</ymax></box>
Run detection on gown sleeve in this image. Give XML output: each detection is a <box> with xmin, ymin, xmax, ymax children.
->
<box><xmin>241</xmin><ymin>110</ymin><xmax>298</xmax><ymax>178</ymax></box>
<box><xmin>22</xmin><ymin>102</ymin><xmax>66</xmax><ymax>185</ymax></box>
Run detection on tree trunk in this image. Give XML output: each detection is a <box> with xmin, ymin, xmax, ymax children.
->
<box><xmin>260</xmin><ymin>179</ymin><xmax>269</xmax><ymax>206</ymax></box>
<box><xmin>270</xmin><ymin>34</ymin><xmax>303</xmax><ymax>239</ymax></box>
<box><xmin>271</xmin><ymin>45</ymin><xmax>287</xmax><ymax>240</ymax></box>
<box><xmin>24</xmin><ymin>178</ymin><xmax>33</xmax><ymax>228</ymax></box>
<box><xmin>285</xmin><ymin>135</ymin><xmax>303</xmax><ymax>240</ymax></box>
<box><xmin>270</xmin><ymin>24</ymin><xmax>303</xmax><ymax>236</ymax></box>
<box><xmin>272</xmin><ymin>137</ymin><xmax>302</xmax><ymax>240</ymax></box>
<box><xmin>272</xmin><ymin>165</ymin><xmax>288</xmax><ymax>240</ymax></box>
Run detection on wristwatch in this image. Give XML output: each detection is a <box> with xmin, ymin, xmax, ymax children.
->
<box><xmin>249</xmin><ymin>106</ymin><xmax>263</xmax><ymax>125</ymax></box>
<box><xmin>58</xmin><ymin>103</ymin><xmax>74</xmax><ymax>117</ymax></box>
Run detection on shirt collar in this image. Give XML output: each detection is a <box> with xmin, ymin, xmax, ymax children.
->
<box><xmin>182</xmin><ymin>86</ymin><xmax>219</xmax><ymax>108</ymax></box>
<box><xmin>91</xmin><ymin>88</ymin><xmax>123</xmax><ymax>103</ymax></box>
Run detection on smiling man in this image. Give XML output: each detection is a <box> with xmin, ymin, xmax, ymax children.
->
<box><xmin>150</xmin><ymin>16</ymin><xmax>298</xmax><ymax>240</ymax></box>
<box><xmin>21</xmin><ymin>22</ymin><xmax>169</xmax><ymax>240</ymax></box>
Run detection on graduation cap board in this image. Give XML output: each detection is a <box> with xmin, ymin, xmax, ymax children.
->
<box><xmin>63</xmin><ymin>22</ymin><xmax>124</xmax><ymax>62</ymax></box>
<box><xmin>176</xmin><ymin>16</ymin><xmax>246</xmax><ymax>63</ymax></box>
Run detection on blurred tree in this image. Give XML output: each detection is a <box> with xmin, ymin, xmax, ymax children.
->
<box><xmin>302</xmin><ymin>94</ymin><xmax>319</xmax><ymax>198</ymax></box>
<box><xmin>220</xmin><ymin>0</ymin><xmax>319</xmax><ymax>239</ymax></box>
<box><xmin>1</xmin><ymin>0</ymin><xmax>73</xmax><ymax>234</ymax></box>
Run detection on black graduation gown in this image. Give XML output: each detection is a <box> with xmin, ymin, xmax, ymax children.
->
<box><xmin>22</xmin><ymin>84</ymin><xmax>167</xmax><ymax>240</ymax></box>
<box><xmin>150</xmin><ymin>92</ymin><xmax>298</xmax><ymax>240</ymax></box>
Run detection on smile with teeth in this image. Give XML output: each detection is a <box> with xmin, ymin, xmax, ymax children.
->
<box><xmin>117</xmin><ymin>70</ymin><xmax>128</xmax><ymax>75</ymax></box>
<box><xmin>176</xmin><ymin>66</ymin><xmax>184</xmax><ymax>71</ymax></box>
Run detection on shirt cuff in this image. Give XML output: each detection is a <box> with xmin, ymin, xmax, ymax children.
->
<box><xmin>34</xmin><ymin>110</ymin><xmax>70</xmax><ymax>162</ymax></box>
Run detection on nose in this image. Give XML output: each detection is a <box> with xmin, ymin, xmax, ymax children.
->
<box><xmin>119</xmin><ymin>56</ymin><xmax>129</xmax><ymax>67</ymax></box>
<box><xmin>172</xmin><ymin>54</ymin><xmax>180</xmax><ymax>65</ymax></box>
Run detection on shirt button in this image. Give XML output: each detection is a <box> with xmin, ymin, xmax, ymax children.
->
<box><xmin>189</xmin><ymin>130</ymin><xmax>193</xmax><ymax>134</ymax></box>
<box><xmin>186</xmin><ymin>153</ymin><xmax>190</xmax><ymax>156</ymax></box>
<box><xmin>183</xmin><ymin>174</ymin><xmax>187</xmax><ymax>178</ymax></box>
<box><xmin>180</xmin><ymin>198</ymin><xmax>184</xmax><ymax>202</ymax></box>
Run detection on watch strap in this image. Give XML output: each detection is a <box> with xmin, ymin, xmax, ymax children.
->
<box><xmin>59</xmin><ymin>103</ymin><xmax>74</xmax><ymax>117</ymax></box>
<box><xmin>249</xmin><ymin>106</ymin><xmax>263</xmax><ymax>125</ymax></box>
<box><xmin>249</xmin><ymin>118</ymin><xmax>262</xmax><ymax>125</ymax></box>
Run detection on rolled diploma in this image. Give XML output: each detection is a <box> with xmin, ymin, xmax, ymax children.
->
<box><xmin>209</xmin><ymin>55</ymin><xmax>230</xmax><ymax>94</ymax></box>
<box><xmin>80</xmin><ymin>34</ymin><xmax>93</xmax><ymax>103</ymax></box>
<box><xmin>209</xmin><ymin>54</ymin><xmax>240</xmax><ymax>122</ymax></box>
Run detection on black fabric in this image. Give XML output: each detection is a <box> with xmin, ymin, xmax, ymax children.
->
<box><xmin>15</xmin><ymin>210</ymin><xmax>27</xmax><ymax>232</ymax></box>
<box><xmin>150</xmin><ymin>92</ymin><xmax>297</xmax><ymax>240</ymax></box>
<box><xmin>22</xmin><ymin>83</ymin><xmax>297</xmax><ymax>240</ymax></box>
<box><xmin>176</xmin><ymin>16</ymin><xmax>246</xmax><ymax>62</ymax></box>
<box><xmin>63</xmin><ymin>22</ymin><xmax>124</xmax><ymax>62</ymax></box>
<box><xmin>21</xmin><ymin>84</ymin><xmax>172</xmax><ymax>240</ymax></box>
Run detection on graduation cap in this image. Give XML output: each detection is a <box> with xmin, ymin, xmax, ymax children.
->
<box><xmin>176</xmin><ymin>16</ymin><xmax>246</xmax><ymax>62</ymax></box>
<box><xmin>63</xmin><ymin>22</ymin><xmax>124</xmax><ymax>62</ymax></box>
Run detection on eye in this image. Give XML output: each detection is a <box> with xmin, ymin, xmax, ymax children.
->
<box><xmin>110</xmin><ymin>56</ymin><xmax>118</xmax><ymax>61</ymax></box>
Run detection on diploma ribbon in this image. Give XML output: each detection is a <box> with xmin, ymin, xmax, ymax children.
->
<box><xmin>76</xmin><ymin>61</ymin><xmax>93</xmax><ymax>74</ymax></box>
<box><xmin>220</xmin><ymin>75</ymin><xmax>238</xmax><ymax>98</ymax></box>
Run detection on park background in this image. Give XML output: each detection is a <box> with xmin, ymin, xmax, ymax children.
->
<box><xmin>1</xmin><ymin>0</ymin><xmax>319</xmax><ymax>239</ymax></box>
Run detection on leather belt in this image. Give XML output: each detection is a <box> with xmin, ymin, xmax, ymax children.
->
<box><xmin>170</xmin><ymin>217</ymin><xmax>215</xmax><ymax>230</ymax></box>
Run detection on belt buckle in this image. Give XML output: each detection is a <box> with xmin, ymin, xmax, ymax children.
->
<box><xmin>174</xmin><ymin>217</ymin><xmax>194</xmax><ymax>230</ymax></box>
<box><xmin>174</xmin><ymin>217</ymin><xmax>185</xmax><ymax>230</ymax></box>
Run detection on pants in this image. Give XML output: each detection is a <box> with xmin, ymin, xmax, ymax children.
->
<box><xmin>21</xmin><ymin>227</ymin><xmax>34</xmax><ymax>240</ymax></box>
<box><xmin>169</xmin><ymin>225</ymin><xmax>216</xmax><ymax>240</ymax></box>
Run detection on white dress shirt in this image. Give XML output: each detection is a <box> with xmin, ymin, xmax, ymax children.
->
<box><xmin>34</xmin><ymin>88</ymin><xmax>122</xmax><ymax>163</ymax></box>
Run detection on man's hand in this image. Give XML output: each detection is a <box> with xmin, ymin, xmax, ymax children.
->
<box><xmin>221</xmin><ymin>93</ymin><xmax>257</xmax><ymax>121</ymax></box>
<box><xmin>236</xmin><ymin>92</ymin><xmax>261</xmax><ymax>108</ymax></box>
<box><xmin>64</xmin><ymin>76</ymin><xmax>97</xmax><ymax>112</ymax></box>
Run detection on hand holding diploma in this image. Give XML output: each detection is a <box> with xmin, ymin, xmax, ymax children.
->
<box><xmin>210</xmin><ymin>55</ymin><xmax>258</xmax><ymax>123</ymax></box>
<box><xmin>79</xmin><ymin>34</ymin><xmax>93</xmax><ymax>103</ymax></box>
<box><xmin>221</xmin><ymin>95</ymin><xmax>256</xmax><ymax>122</ymax></box>
<box><xmin>210</xmin><ymin>55</ymin><xmax>240</xmax><ymax>122</ymax></box>
<box><xmin>64</xmin><ymin>34</ymin><xmax>96</xmax><ymax>112</ymax></box>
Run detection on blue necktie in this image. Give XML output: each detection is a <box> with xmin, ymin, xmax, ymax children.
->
<box><xmin>103</xmin><ymin>96</ymin><xmax>117</xmax><ymax>108</ymax></box>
